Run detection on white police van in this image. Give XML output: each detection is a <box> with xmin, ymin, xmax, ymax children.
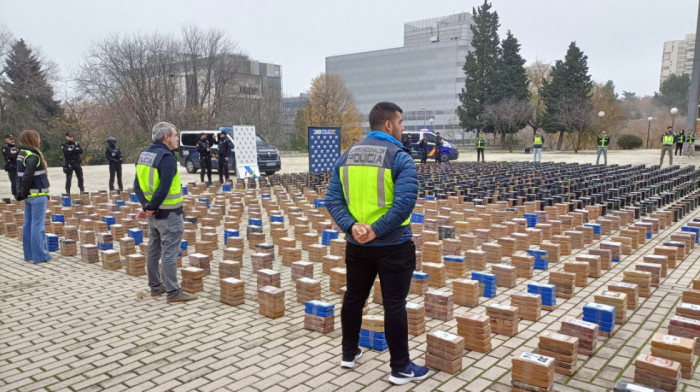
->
<box><xmin>402</xmin><ymin>129</ymin><xmax>459</xmax><ymax>162</ymax></box>
<box><xmin>178</xmin><ymin>128</ymin><xmax>281</xmax><ymax>175</ymax></box>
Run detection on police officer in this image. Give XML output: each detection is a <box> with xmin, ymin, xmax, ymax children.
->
<box><xmin>660</xmin><ymin>126</ymin><xmax>676</xmax><ymax>165</ymax></box>
<box><xmin>685</xmin><ymin>129</ymin><xmax>696</xmax><ymax>158</ymax></box>
<box><xmin>434</xmin><ymin>132</ymin><xmax>443</xmax><ymax>162</ymax></box>
<box><xmin>418</xmin><ymin>134</ymin><xmax>428</xmax><ymax>164</ymax></box>
<box><xmin>61</xmin><ymin>132</ymin><xmax>84</xmax><ymax>194</ymax></box>
<box><xmin>596</xmin><ymin>130</ymin><xmax>610</xmax><ymax>165</ymax></box>
<box><xmin>197</xmin><ymin>133</ymin><xmax>212</xmax><ymax>185</ymax></box>
<box><xmin>476</xmin><ymin>132</ymin><xmax>486</xmax><ymax>162</ymax></box>
<box><xmin>2</xmin><ymin>134</ymin><xmax>19</xmax><ymax>196</ymax></box>
<box><xmin>217</xmin><ymin>130</ymin><xmax>233</xmax><ymax>184</ymax></box>
<box><xmin>105</xmin><ymin>136</ymin><xmax>123</xmax><ymax>191</ymax></box>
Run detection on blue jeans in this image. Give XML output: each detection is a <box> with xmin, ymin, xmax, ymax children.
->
<box><xmin>596</xmin><ymin>148</ymin><xmax>607</xmax><ymax>165</ymax></box>
<box><xmin>146</xmin><ymin>213</ymin><xmax>184</xmax><ymax>299</ymax></box>
<box><xmin>533</xmin><ymin>147</ymin><xmax>542</xmax><ymax>162</ymax></box>
<box><xmin>23</xmin><ymin>196</ymin><xmax>51</xmax><ymax>263</ymax></box>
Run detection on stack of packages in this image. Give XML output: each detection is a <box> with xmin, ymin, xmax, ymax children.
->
<box><xmin>511</xmin><ymin>254</ymin><xmax>534</xmax><ymax>279</ymax></box>
<box><xmin>471</xmin><ymin>271</ymin><xmax>497</xmax><ymax>299</ymax></box>
<box><xmin>589</xmin><ymin>248</ymin><xmax>612</xmax><ymax>270</ymax></box>
<box><xmin>668</xmin><ymin>316</ymin><xmax>700</xmax><ymax>354</ymax></box>
<box><xmin>511</xmin><ymin>352</ymin><xmax>555</xmax><ymax>392</ymax></box>
<box><xmin>655</xmin><ymin>246</ymin><xmax>678</xmax><ymax>269</ymax></box>
<box><xmin>609</xmin><ymin>281</ymin><xmax>639</xmax><ymax>309</ymax></box>
<box><xmin>482</xmin><ymin>242</ymin><xmax>502</xmax><ymax>264</ymax></box>
<box><xmin>636</xmin><ymin>263</ymin><xmax>661</xmax><ymax>288</ymax></box>
<box><xmin>180</xmin><ymin>267</ymin><xmax>204</xmax><ymax>292</ymax></box>
<box><xmin>560</xmin><ymin>317</ymin><xmax>599</xmax><ymax>356</ymax></box>
<box><xmin>443</xmin><ymin>255</ymin><xmax>466</xmax><ymax>278</ymax></box>
<box><xmin>118</xmin><ymin>237</ymin><xmax>136</xmax><ymax>256</ymax></box>
<box><xmin>644</xmin><ymin>254</ymin><xmax>669</xmax><ymax>278</ymax></box>
<box><xmin>308</xmin><ymin>244</ymin><xmax>327</xmax><ymax>263</ymax></box>
<box><xmin>251</xmin><ymin>252</ymin><xmax>273</xmax><ymax>273</ymax></box>
<box><xmin>510</xmin><ymin>292</ymin><xmax>541</xmax><ymax>322</ymax></box>
<box><xmin>406</xmin><ymin>302</ymin><xmax>426</xmax><ymax>336</ymax></box>
<box><xmin>194</xmin><ymin>240</ymin><xmax>214</xmax><ymax>259</ymax></box>
<box><xmin>486</xmin><ymin>304</ymin><xmax>519</xmax><ymax>336</ymax></box>
<box><xmin>442</xmin><ymin>238</ymin><xmax>461</xmax><ymax>256</ymax></box>
<box><xmin>257</xmin><ymin>269</ymin><xmax>281</xmax><ymax>289</ymax></box>
<box><xmin>564</xmin><ymin>261</ymin><xmax>590</xmax><ymax>287</ymax></box>
<box><xmin>422</xmin><ymin>263</ymin><xmax>446</xmax><ymax>288</ymax></box>
<box><xmin>422</xmin><ymin>241</ymin><xmax>442</xmax><ymax>263</ymax></box>
<box><xmin>539</xmin><ymin>242</ymin><xmax>561</xmax><ymax>264</ymax></box>
<box><xmin>594</xmin><ymin>290</ymin><xmax>628</xmax><ymax>325</ymax></box>
<box><xmin>100</xmin><ymin>249</ymin><xmax>121</xmax><ymax>270</ymax></box>
<box><xmin>633</xmin><ymin>354</ymin><xmax>681</xmax><ymax>392</ymax></box>
<box><xmin>583</xmin><ymin>302</ymin><xmax>616</xmax><ymax>337</ymax></box>
<box><xmin>651</xmin><ymin>333</ymin><xmax>696</xmax><ymax>379</ymax></box>
<box><xmin>538</xmin><ymin>332</ymin><xmax>579</xmax><ymax>376</ymax></box>
<box><xmin>255</xmin><ymin>243</ymin><xmax>275</xmax><ymax>260</ymax></box>
<box><xmin>576</xmin><ymin>254</ymin><xmax>602</xmax><ymax>278</ymax></box>
<box><xmin>291</xmin><ymin>261</ymin><xmax>314</xmax><ymax>280</ymax></box>
<box><xmin>81</xmin><ymin>244</ymin><xmax>99</xmax><ymax>263</ymax></box>
<box><xmin>601</xmin><ymin>240</ymin><xmax>623</xmax><ymax>263</ymax></box>
<box><xmin>127</xmin><ymin>228</ymin><xmax>143</xmax><ymax>245</ymax></box>
<box><xmin>329</xmin><ymin>267</ymin><xmax>347</xmax><ymax>294</ymax></box>
<box><xmin>528</xmin><ymin>282</ymin><xmax>557</xmax><ymax>311</ymax></box>
<box><xmin>258</xmin><ymin>286</ymin><xmax>285</xmax><ymax>318</ymax></box>
<box><xmin>456</xmin><ymin>312</ymin><xmax>492</xmax><ymax>352</ymax></box>
<box><xmin>453</xmin><ymin>278</ymin><xmax>479</xmax><ymax>307</ymax></box>
<box><xmin>322</xmin><ymin>255</ymin><xmax>344</xmax><ymax>275</ymax></box>
<box><xmin>296</xmin><ymin>277</ymin><xmax>321</xmax><ymax>303</ymax></box>
<box><xmin>189</xmin><ymin>253</ymin><xmax>210</xmax><ymax>275</ymax></box>
<box><xmin>465</xmin><ymin>249</ymin><xmax>487</xmax><ymax>271</ymax></box>
<box><xmin>80</xmin><ymin>230</ymin><xmax>96</xmax><ymax>245</ymax></box>
<box><xmin>425</xmin><ymin>290</ymin><xmax>454</xmax><ymax>321</ymax></box>
<box><xmin>527</xmin><ymin>249</ymin><xmax>548</xmax><ymax>270</ymax></box>
<box><xmin>425</xmin><ymin>331</ymin><xmax>464</xmax><ymax>374</ymax></box>
<box><xmin>683</xmin><ymin>289</ymin><xmax>700</xmax><ymax>305</ymax></box>
<box><xmin>125</xmin><ymin>254</ymin><xmax>146</xmax><ymax>276</ymax></box>
<box><xmin>491</xmin><ymin>264</ymin><xmax>518</xmax><ymax>288</ymax></box>
<box><xmin>410</xmin><ymin>271</ymin><xmax>429</xmax><ymax>295</ymax></box>
<box><xmin>304</xmin><ymin>300</ymin><xmax>334</xmax><ymax>333</ymax></box>
<box><xmin>675</xmin><ymin>302</ymin><xmax>700</xmax><ymax>320</ymax></box>
<box><xmin>219</xmin><ymin>260</ymin><xmax>241</xmax><ymax>279</ymax></box>
<box><xmin>623</xmin><ymin>270</ymin><xmax>652</xmax><ymax>298</ymax></box>
<box><xmin>223</xmin><ymin>246</ymin><xmax>243</xmax><ymax>263</ymax></box>
<box><xmin>549</xmin><ymin>271</ymin><xmax>575</xmax><ymax>299</ymax></box>
<box><xmin>372</xmin><ymin>279</ymin><xmax>383</xmax><ymax>304</ymax></box>
<box><xmin>360</xmin><ymin>315</ymin><xmax>387</xmax><ymax>351</ymax></box>
<box><xmin>220</xmin><ymin>277</ymin><xmax>245</xmax><ymax>306</ymax></box>
<box><xmin>96</xmin><ymin>232</ymin><xmax>113</xmax><ymax>250</ymax></box>
<box><xmin>498</xmin><ymin>237</ymin><xmax>516</xmax><ymax>257</ymax></box>
<box><xmin>59</xmin><ymin>239</ymin><xmax>77</xmax><ymax>256</ymax></box>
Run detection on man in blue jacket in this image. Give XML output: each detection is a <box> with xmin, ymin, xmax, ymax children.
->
<box><xmin>326</xmin><ymin>102</ymin><xmax>429</xmax><ymax>385</ymax></box>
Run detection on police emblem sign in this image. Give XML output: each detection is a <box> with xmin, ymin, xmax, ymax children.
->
<box><xmin>233</xmin><ymin>125</ymin><xmax>259</xmax><ymax>179</ymax></box>
<box><xmin>308</xmin><ymin>127</ymin><xmax>341</xmax><ymax>173</ymax></box>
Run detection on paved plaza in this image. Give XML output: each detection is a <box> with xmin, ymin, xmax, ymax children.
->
<box><xmin>1</xmin><ymin>149</ymin><xmax>700</xmax><ymax>391</ymax></box>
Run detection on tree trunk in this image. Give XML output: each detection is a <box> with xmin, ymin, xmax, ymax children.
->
<box><xmin>500</xmin><ymin>131</ymin><xmax>506</xmax><ymax>150</ymax></box>
<box><xmin>557</xmin><ymin>131</ymin><xmax>565</xmax><ymax>150</ymax></box>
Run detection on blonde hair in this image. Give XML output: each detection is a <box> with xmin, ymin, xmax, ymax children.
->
<box><xmin>18</xmin><ymin>130</ymin><xmax>48</xmax><ymax>173</ymax></box>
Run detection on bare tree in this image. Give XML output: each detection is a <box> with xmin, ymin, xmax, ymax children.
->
<box><xmin>550</xmin><ymin>95</ymin><xmax>595</xmax><ymax>153</ymax></box>
<box><xmin>525</xmin><ymin>60</ymin><xmax>550</xmax><ymax>136</ymax></box>
<box><xmin>482</xmin><ymin>96</ymin><xmax>532</xmax><ymax>152</ymax></box>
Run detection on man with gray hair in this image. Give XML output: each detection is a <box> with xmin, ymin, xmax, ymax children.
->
<box><xmin>134</xmin><ymin>122</ymin><xmax>196</xmax><ymax>303</ymax></box>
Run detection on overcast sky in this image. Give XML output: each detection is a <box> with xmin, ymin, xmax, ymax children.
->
<box><xmin>1</xmin><ymin>0</ymin><xmax>698</xmax><ymax>99</ymax></box>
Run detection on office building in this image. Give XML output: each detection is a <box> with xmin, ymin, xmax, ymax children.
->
<box><xmin>660</xmin><ymin>34</ymin><xmax>695</xmax><ymax>87</ymax></box>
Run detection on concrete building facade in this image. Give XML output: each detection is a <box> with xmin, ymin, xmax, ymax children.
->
<box><xmin>660</xmin><ymin>34</ymin><xmax>696</xmax><ymax>87</ymax></box>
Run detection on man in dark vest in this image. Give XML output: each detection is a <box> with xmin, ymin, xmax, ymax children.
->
<box><xmin>596</xmin><ymin>130</ymin><xmax>610</xmax><ymax>165</ymax></box>
<box><xmin>105</xmin><ymin>136</ymin><xmax>123</xmax><ymax>191</ymax></box>
<box><xmin>61</xmin><ymin>132</ymin><xmax>84</xmax><ymax>194</ymax></box>
<box><xmin>217</xmin><ymin>130</ymin><xmax>233</xmax><ymax>184</ymax></box>
<box><xmin>197</xmin><ymin>133</ymin><xmax>212</xmax><ymax>185</ymax></box>
<box><xmin>476</xmin><ymin>132</ymin><xmax>486</xmax><ymax>162</ymax></box>
<box><xmin>2</xmin><ymin>134</ymin><xmax>18</xmax><ymax>196</ymax></box>
<box><xmin>660</xmin><ymin>127</ymin><xmax>676</xmax><ymax>166</ymax></box>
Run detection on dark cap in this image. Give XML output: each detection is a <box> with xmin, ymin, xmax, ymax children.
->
<box><xmin>4</xmin><ymin>134</ymin><xmax>14</xmax><ymax>139</ymax></box>
<box><xmin>65</xmin><ymin>132</ymin><xmax>73</xmax><ymax>137</ymax></box>
<box><xmin>667</xmin><ymin>126</ymin><xmax>673</xmax><ymax>130</ymax></box>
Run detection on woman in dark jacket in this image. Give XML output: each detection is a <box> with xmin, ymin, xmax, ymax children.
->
<box><xmin>14</xmin><ymin>129</ymin><xmax>52</xmax><ymax>264</ymax></box>
<box><xmin>675</xmin><ymin>129</ymin><xmax>685</xmax><ymax>157</ymax></box>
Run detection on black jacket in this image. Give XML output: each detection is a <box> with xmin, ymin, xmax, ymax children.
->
<box><xmin>105</xmin><ymin>144</ymin><xmax>123</xmax><ymax>163</ymax></box>
<box><xmin>2</xmin><ymin>143</ymin><xmax>18</xmax><ymax>170</ymax></box>
<box><xmin>197</xmin><ymin>139</ymin><xmax>211</xmax><ymax>159</ymax></box>
<box><xmin>218</xmin><ymin>138</ymin><xmax>232</xmax><ymax>159</ymax></box>
<box><xmin>61</xmin><ymin>140</ymin><xmax>83</xmax><ymax>162</ymax></box>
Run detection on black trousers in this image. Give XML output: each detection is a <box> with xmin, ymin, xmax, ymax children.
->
<box><xmin>65</xmin><ymin>161</ymin><xmax>84</xmax><ymax>194</ymax></box>
<box><xmin>7</xmin><ymin>167</ymin><xmax>17</xmax><ymax>197</ymax></box>
<box><xmin>342</xmin><ymin>240</ymin><xmax>415</xmax><ymax>372</ymax></box>
<box><xmin>200</xmin><ymin>158</ymin><xmax>212</xmax><ymax>184</ymax></box>
<box><xmin>477</xmin><ymin>148</ymin><xmax>485</xmax><ymax>162</ymax></box>
<box><xmin>109</xmin><ymin>161</ymin><xmax>123</xmax><ymax>191</ymax></box>
<box><xmin>675</xmin><ymin>143</ymin><xmax>684</xmax><ymax>156</ymax></box>
<box><xmin>218</xmin><ymin>158</ymin><xmax>230</xmax><ymax>183</ymax></box>
<box><xmin>420</xmin><ymin>151</ymin><xmax>427</xmax><ymax>164</ymax></box>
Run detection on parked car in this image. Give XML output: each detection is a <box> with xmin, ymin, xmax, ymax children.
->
<box><xmin>402</xmin><ymin>129</ymin><xmax>459</xmax><ymax>162</ymax></box>
<box><xmin>179</xmin><ymin>128</ymin><xmax>282</xmax><ymax>175</ymax></box>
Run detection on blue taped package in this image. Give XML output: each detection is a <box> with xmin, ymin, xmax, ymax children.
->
<box><xmin>116</xmin><ymin>200</ymin><xmax>126</xmax><ymax>207</ymax></box>
<box><xmin>61</xmin><ymin>196</ymin><xmax>71</xmax><ymax>207</ymax></box>
<box><xmin>180</xmin><ymin>240</ymin><xmax>188</xmax><ymax>250</ymax></box>
<box><xmin>444</xmin><ymin>255</ymin><xmax>465</xmax><ymax>263</ymax></box>
<box><xmin>322</xmin><ymin>230</ymin><xmax>340</xmax><ymax>245</ymax></box>
<box><xmin>270</xmin><ymin>215</ymin><xmax>284</xmax><ymax>223</ymax></box>
<box><xmin>425</xmin><ymin>196</ymin><xmax>435</xmax><ymax>201</ymax></box>
<box><xmin>305</xmin><ymin>300</ymin><xmax>335</xmax><ymax>317</ymax></box>
<box><xmin>411</xmin><ymin>213</ymin><xmax>425</xmax><ymax>223</ymax></box>
<box><xmin>314</xmin><ymin>199</ymin><xmax>326</xmax><ymax>208</ymax></box>
<box><xmin>584</xmin><ymin>223</ymin><xmax>602</xmax><ymax>234</ymax></box>
<box><xmin>523</xmin><ymin>213</ymin><xmax>538</xmax><ymax>227</ymax></box>
<box><xmin>45</xmin><ymin>233</ymin><xmax>59</xmax><ymax>251</ymax></box>
<box><xmin>359</xmin><ymin>329</ymin><xmax>388</xmax><ymax>351</ymax></box>
<box><xmin>612</xmin><ymin>258</ymin><xmax>620</xmax><ymax>263</ymax></box>
<box><xmin>682</xmin><ymin>226</ymin><xmax>700</xmax><ymax>243</ymax></box>
<box><xmin>527</xmin><ymin>283</ymin><xmax>556</xmax><ymax>306</ymax></box>
<box><xmin>471</xmin><ymin>271</ymin><xmax>497</xmax><ymax>283</ymax></box>
<box><xmin>198</xmin><ymin>198</ymin><xmax>210</xmax><ymax>208</ymax></box>
<box><xmin>51</xmin><ymin>214</ymin><xmax>65</xmax><ymax>223</ymax></box>
<box><xmin>527</xmin><ymin>249</ymin><xmax>548</xmax><ymax>260</ymax></box>
<box><xmin>222</xmin><ymin>184</ymin><xmax>231</xmax><ymax>192</ymax></box>
<box><xmin>413</xmin><ymin>271</ymin><xmax>429</xmax><ymax>280</ymax></box>
<box><xmin>646</xmin><ymin>232</ymin><xmax>652</xmax><ymax>239</ymax></box>
<box><xmin>181</xmin><ymin>186</ymin><xmax>188</xmax><ymax>196</ymax></box>
<box><xmin>583</xmin><ymin>302</ymin><xmax>616</xmax><ymax>332</ymax></box>
<box><xmin>224</xmin><ymin>229</ymin><xmax>239</xmax><ymax>245</ymax></box>
<box><xmin>103</xmin><ymin>216</ymin><xmax>116</xmax><ymax>229</ymax></box>
<box><xmin>97</xmin><ymin>243</ymin><xmax>113</xmax><ymax>250</ymax></box>
<box><xmin>261</xmin><ymin>194</ymin><xmax>271</xmax><ymax>199</ymax></box>
<box><xmin>249</xmin><ymin>218</ymin><xmax>263</xmax><ymax>226</ymax></box>
<box><xmin>128</xmin><ymin>228</ymin><xmax>143</xmax><ymax>245</ymax></box>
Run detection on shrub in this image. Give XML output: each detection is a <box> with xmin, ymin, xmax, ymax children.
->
<box><xmin>616</xmin><ymin>134</ymin><xmax>643</xmax><ymax>150</ymax></box>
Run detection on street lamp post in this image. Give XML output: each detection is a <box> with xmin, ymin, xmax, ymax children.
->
<box><xmin>429</xmin><ymin>118</ymin><xmax>434</xmax><ymax>130</ymax></box>
<box><xmin>646</xmin><ymin>117</ymin><xmax>653</xmax><ymax>148</ymax></box>
<box><xmin>671</xmin><ymin>107</ymin><xmax>679</xmax><ymax>133</ymax></box>
<box><xmin>598</xmin><ymin>111</ymin><xmax>605</xmax><ymax>133</ymax></box>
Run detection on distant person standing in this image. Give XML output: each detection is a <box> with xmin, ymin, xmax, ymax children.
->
<box><xmin>596</xmin><ymin>130</ymin><xmax>610</xmax><ymax>165</ymax></box>
<box><xmin>197</xmin><ymin>133</ymin><xmax>212</xmax><ymax>185</ymax></box>
<box><xmin>434</xmin><ymin>132</ymin><xmax>443</xmax><ymax>162</ymax></box>
<box><xmin>135</xmin><ymin>122</ymin><xmax>197</xmax><ymax>303</ymax></box>
<box><xmin>675</xmin><ymin>129</ymin><xmax>685</xmax><ymax>157</ymax></box>
<box><xmin>61</xmin><ymin>132</ymin><xmax>84</xmax><ymax>194</ymax></box>
<box><xmin>660</xmin><ymin>127</ymin><xmax>676</xmax><ymax>165</ymax></box>
<box><xmin>217</xmin><ymin>130</ymin><xmax>233</xmax><ymax>184</ymax></box>
<box><xmin>476</xmin><ymin>132</ymin><xmax>486</xmax><ymax>162</ymax></box>
<box><xmin>685</xmin><ymin>129</ymin><xmax>696</xmax><ymax>158</ymax></box>
<box><xmin>105</xmin><ymin>136</ymin><xmax>123</xmax><ymax>191</ymax></box>
<box><xmin>15</xmin><ymin>130</ymin><xmax>52</xmax><ymax>264</ymax></box>
<box><xmin>418</xmin><ymin>134</ymin><xmax>428</xmax><ymax>164</ymax></box>
<box><xmin>533</xmin><ymin>130</ymin><xmax>543</xmax><ymax>163</ymax></box>
<box><xmin>3</xmin><ymin>134</ymin><xmax>19</xmax><ymax>196</ymax></box>
<box><xmin>401</xmin><ymin>133</ymin><xmax>412</xmax><ymax>150</ymax></box>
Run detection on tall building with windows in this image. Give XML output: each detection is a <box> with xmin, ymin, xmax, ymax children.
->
<box><xmin>660</xmin><ymin>34</ymin><xmax>695</xmax><ymax>87</ymax></box>
<box><xmin>325</xmin><ymin>13</ymin><xmax>473</xmax><ymax>140</ymax></box>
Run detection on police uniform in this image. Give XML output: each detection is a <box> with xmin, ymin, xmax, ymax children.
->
<box><xmin>217</xmin><ymin>133</ymin><xmax>233</xmax><ymax>183</ymax></box>
<box><xmin>16</xmin><ymin>146</ymin><xmax>52</xmax><ymax>263</ymax></box>
<box><xmin>685</xmin><ymin>131</ymin><xmax>695</xmax><ymax>157</ymax></box>
<box><xmin>660</xmin><ymin>131</ymin><xmax>676</xmax><ymax>165</ymax></box>
<box><xmin>476</xmin><ymin>135</ymin><xmax>486</xmax><ymax>162</ymax></box>
<box><xmin>61</xmin><ymin>133</ymin><xmax>84</xmax><ymax>193</ymax></box>
<box><xmin>2</xmin><ymin>135</ymin><xmax>19</xmax><ymax>196</ymax></box>
<box><xmin>197</xmin><ymin>136</ymin><xmax>212</xmax><ymax>184</ymax></box>
<box><xmin>596</xmin><ymin>134</ymin><xmax>610</xmax><ymax>165</ymax></box>
<box><xmin>105</xmin><ymin>138</ymin><xmax>123</xmax><ymax>191</ymax></box>
<box><xmin>434</xmin><ymin>135</ymin><xmax>443</xmax><ymax>162</ymax></box>
<box><xmin>533</xmin><ymin>134</ymin><xmax>543</xmax><ymax>163</ymax></box>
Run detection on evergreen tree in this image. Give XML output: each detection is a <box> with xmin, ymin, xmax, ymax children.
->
<box><xmin>653</xmin><ymin>73</ymin><xmax>690</xmax><ymax>114</ymax></box>
<box><xmin>1</xmin><ymin>39</ymin><xmax>61</xmax><ymax>134</ymax></box>
<box><xmin>540</xmin><ymin>42</ymin><xmax>593</xmax><ymax>150</ymax></box>
<box><xmin>496</xmin><ymin>31</ymin><xmax>529</xmax><ymax>102</ymax></box>
<box><xmin>457</xmin><ymin>0</ymin><xmax>501</xmax><ymax>134</ymax></box>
